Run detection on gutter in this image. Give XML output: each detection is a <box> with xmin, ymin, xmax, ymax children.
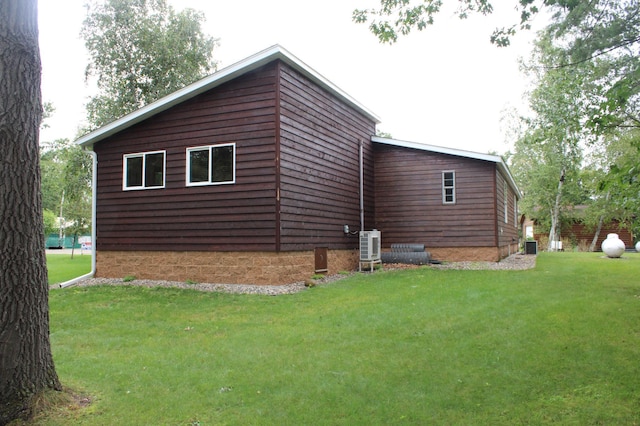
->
<box><xmin>359</xmin><ymin>143</ymin><xmax>364</xmax><ymax>231</ymax></box>
<box><xmin>59</xmin><ymin>151</ymin><xmax>97</xmax><ymax>288</ymax></box>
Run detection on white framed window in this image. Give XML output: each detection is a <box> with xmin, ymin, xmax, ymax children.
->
<box><xmin>123</xmin><ymin>150</ymin><xmax>166</xmax><ymax>190</ymax></box>
<box><xmin>442</xmin><ymin>171</ymin><xmax>455</xmax><ymax>204</ymax></box>
<box><xmin>186</xmin><ymin>143</ymin><xmax>235</xmax><ymax>186</ymax></box>
<box><xmin>514</xmin><ymin>195</ymin><xmax>518</xmax><ymax>227</ymax></box>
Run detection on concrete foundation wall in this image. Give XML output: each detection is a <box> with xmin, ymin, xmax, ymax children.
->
<box><xmin>96</xmin><ymin>250</ymin><xmax>359</xmax><ymax>285</ymax></box>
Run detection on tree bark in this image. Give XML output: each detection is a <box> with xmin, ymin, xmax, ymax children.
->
<box><xmin>589</xmin><ymin>191</ymin><xmax>610</xmax><ymax>252</ymax></box>
<box><xmin>0</xmin><ymin>1</ymin><xmax>62</xmax><ymax>423</ymax></box>
<box><xmin>547</xmin><ymin>169</ymin><xmax>565</xmax><ymax>251</ymax></box>
<box><xmin>590</xmin><ymin>214</ymin><xmax>605</xmax><ymax>252</ymax></box>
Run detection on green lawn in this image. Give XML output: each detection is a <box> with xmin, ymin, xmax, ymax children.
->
<box><xmin>43</xmin><ymin>252</ymin><xmax>640</xmax><ymax>425</ymax></box>
<box><xmin>46</xmin><ymin>254</ymin><xmax>92</xmax><ymax>285</ymax></box>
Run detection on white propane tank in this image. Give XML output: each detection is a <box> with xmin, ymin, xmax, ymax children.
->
<box><xmin>602</xmin><ymin>233</ymin><xmax>625</xmax><ymax>258</ymax></box>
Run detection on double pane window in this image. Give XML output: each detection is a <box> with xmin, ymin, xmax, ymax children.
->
<box><xmin>123</xmin><ymin>151</ymin><xmax>165</xmax><ymax>190</ymax></box>
<box><xmin>187</xmin><ymin>143</ymin><xmax>235</xmax><ymax>186</ymax></box>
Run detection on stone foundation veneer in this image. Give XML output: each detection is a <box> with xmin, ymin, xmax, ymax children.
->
<box><xmin>96</xmin><ymin>245</ymin><xmax>518</xmax><ymax>285</ymax></box>
<box><xmin>96</xmin><ymin>250</ymin><xmax>359</xmax><ymax>285</ymax></box>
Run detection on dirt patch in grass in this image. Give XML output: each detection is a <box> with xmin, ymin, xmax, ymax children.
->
<box><xmin>7</xmin><ymin>387</ymin><xmax>92</xmax><ymax>425</ymax></box>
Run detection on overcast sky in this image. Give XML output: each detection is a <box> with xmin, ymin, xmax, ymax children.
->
<box><xmin>38</xmin><ymin>0</ymin><xmax>546</xmax><ymax>155</ymax></box>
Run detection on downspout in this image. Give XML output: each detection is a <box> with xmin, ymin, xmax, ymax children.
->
<box><xmin>60</xmin><ymin>150</ymin><xmax>97</xmax><ymax>288</ymax></box>
<box><xmin>359</xmin><ymin>143</ymin><xmax>364</xmax><ymax>231</ymax></box>
<box><xmin>274</xmin><ymin>62</ymin><xmax>282</xmax><ymax>252</ymax></box>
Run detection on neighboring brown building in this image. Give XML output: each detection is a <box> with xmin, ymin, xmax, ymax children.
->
<box><xmin>523</xmin><ymin>213</ymin><xmax>634</xmax><ymax>251</ymax></box>
<box><xmin>76</xmin><ymin>45</ymin><xmax>520</xmax><ymax>285</ymax></box>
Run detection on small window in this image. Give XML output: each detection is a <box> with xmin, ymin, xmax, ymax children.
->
<box><xmin>123</xmin><ymin>151</ymin><xmax>165</xmax><ymax>190</ymax></box>
<box><xmin>442</xmin><ymin>171</ymin><xmax>455</xmax><ymax>204</ymax></box>
<box><xmin>186</xmin><ymin>143</ymin><xmax>235</xmax><ymax>186</ymax></box>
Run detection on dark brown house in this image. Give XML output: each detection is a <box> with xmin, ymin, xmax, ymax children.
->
<box><xmin>373</xmin><ymin>137</ymin><xmax>520</xmax><ymax>262</ymax></box>
<box><xmin>76</xmin><ymin>45</ymin><xmax>520</xmax><ymax>285</ymax></box>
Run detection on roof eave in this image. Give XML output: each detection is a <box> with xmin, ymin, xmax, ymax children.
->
<box><xmin>75</xmin><ymin>45</ymin><xmax>380</xmax><ymax>149</ymax></box>
<box><xmin>372</xmin><ymin>136</ymin><xmax>521</xmax><ymax>198</ymax></box>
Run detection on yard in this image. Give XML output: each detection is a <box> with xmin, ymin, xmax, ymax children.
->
<box><xmin>46</xmin><ymin>253</ymin><xmax>91</xmax><ymax>285</ymax></box>
<box><xmin>38</xmin><ymin>252</ymin><xmax>640</xmax><ymax>424</ymax></box>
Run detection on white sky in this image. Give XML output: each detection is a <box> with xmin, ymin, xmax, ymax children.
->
<box><xmin>38</xmin><ymin>0</ymin><xmax>545</xmax><ymax>155</ymax></box>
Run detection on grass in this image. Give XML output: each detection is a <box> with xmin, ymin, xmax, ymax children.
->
<box><xmin>46</xmin><ymin>254</ymin><xmax>92</xmax><ymax>285</ymax></box>
<box><xmin>41</xmin><ymin>252</ymin><xmax>640</xmax><ymax>424</ymax></box>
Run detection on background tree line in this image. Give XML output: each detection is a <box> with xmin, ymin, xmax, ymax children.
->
<box><xmin>40</xmin><ymin>0</ymin><xmax>217</xmax><ymax>249</ymax></box>
<box><xmin>3</xmin><ymin>0</ymin><xmax>638</xmax><ymax>422</ymax></box>
<box><xmin>356</xmin><ymin>0</ymin><xmax>640</xmax><ymax>249</ymax></box>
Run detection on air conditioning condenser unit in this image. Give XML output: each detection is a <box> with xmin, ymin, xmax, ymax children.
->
<box><xmin>360</xmin><ymin>230</ymin><xmax>381</xmax><ymax>270</ymax></box>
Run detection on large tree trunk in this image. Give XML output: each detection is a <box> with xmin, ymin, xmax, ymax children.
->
<box><xmin>0</xmin><ymin>1</ymin><xmax>62</xmax><ymax>423</ymax></box>
<box><xmin>547</xmin><ymin>169</ymin><xmax>565</xmax><ymax>251</ymax></box>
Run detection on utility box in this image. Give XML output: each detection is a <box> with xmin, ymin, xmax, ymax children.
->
<box><xmin>525</xmin><ymin>240</ymin><xmax>538</xmax><ymax>255</ymax></box>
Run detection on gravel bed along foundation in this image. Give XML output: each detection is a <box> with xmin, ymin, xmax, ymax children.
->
<box><xmin>68</xmin><ymin>253</ymin><xmax>536</xmax><ymax>295</ymax></box>
<box><xmin>428</xmin><ymin>253</ymin><xmax>536</xmax><ymax>271</ymax></box>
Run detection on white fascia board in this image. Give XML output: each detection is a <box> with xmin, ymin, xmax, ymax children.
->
<box><xmin>372</xmin><ymin>136</ymin><xmax>502</xmax><ymax>163</ymax></box>
<box><xmin>372</xmin><ymin>136</ymin><xmax>521</xmax><ymax>198</ymax></box>
<box><xmin>76</xmin><ymin>45</ymin><xmax>380</xmax><ymax>149</ymax></box>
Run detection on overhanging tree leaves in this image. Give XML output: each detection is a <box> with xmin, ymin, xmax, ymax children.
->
<box><xmin>355</xmin><ymin>0</ymin><xmax>640</xmax><ymax>134</ymax></box>
<box><xmin>353</xmin><ymin>0</ymin><xmax>546</xmax><ymax>46</ymax></box>
<box><xmin>81</xmin><ymin>0</ymin><xmax>218</xmax><ymax>128</ymax></box>
<box><xmin>0</xmin><ymin>0</ymin><xmax>62</xmax><ymax>423</ymax></box>
<box><xmin>546</xmin><ymin>0</ymin><xmax>640</xmax><ymax>133</ymax></box>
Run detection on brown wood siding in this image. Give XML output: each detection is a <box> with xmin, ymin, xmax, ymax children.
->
<box><xmin>496</xmin><ymin>170</ymin><xmax>519</xmax><ymax>247</ymax></box>
<box><xmin>278</xmin><ymin>63</ymin><xmax>376</xmax><ymax>250</ymax></box>
<box><xmin>567</xmin><ymin>221</ymin><xmax>633</xmax><ymax>248</ymax></box>
<box><xmin>374</xmin><ymin>145</ymin><xmax>499</xmax><ymax>248</ymax></box>
<box><xmin>93</xmin><ymin>64</ymin><xmax>279</xmax><ymax>252</ymax></box>
<box><xmin>534</xmin><ymin>220</ymin><xmax>633</xmax><ymax>249</ymax></box>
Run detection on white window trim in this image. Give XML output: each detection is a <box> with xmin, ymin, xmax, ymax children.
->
<box><xmin>122</xmin><ymin>150</ymin><xmax>166</xmax><ymax>191</ymax></box>
<box><xmin>514</xmin><ymin>195</ymin><xmax>518</xmax><ymax>228</ymax></box>
<box><xmin>186</xmin><ymin>143</ymin><xmax>236</xmax><ymax>187</ymax></box>
<box><xmin>442</xmin><ymin>170</ymin><xmax>456</xmax><ymax>204</ymax></box>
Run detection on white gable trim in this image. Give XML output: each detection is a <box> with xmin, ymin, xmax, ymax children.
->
<box><xmin>76</xmin><ymin>45</ymin><xmax>380</xmax><ymax>149</ymax></box>
<box><xmin>372</xmin><ymin>136</ymin><xmax>521</xmax><ymax>198</ymax></box>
